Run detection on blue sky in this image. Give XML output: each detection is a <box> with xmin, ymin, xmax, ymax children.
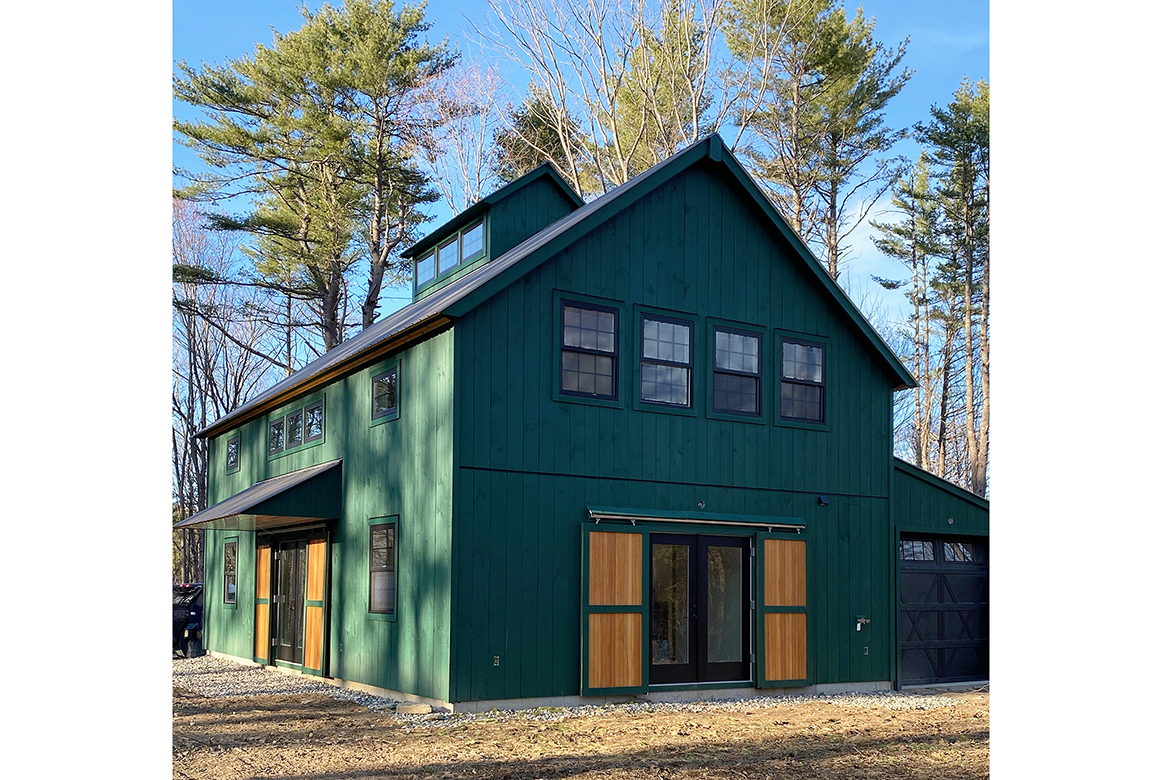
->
<box><xmin>173</xmin><ymin>0</ymin><xmax>989</xmax><ymax>323</ymax></box>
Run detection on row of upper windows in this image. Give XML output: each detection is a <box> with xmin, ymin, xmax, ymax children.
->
<box><xmin>559</xmin><ymin>299</ymin><xmax>827</xmax><ymax>424</ymax></box>
<box><xmin>225</xmin><ymin>365</ymin><xmax>402</xmax><ymax>474</ymax></box>
<box><xmin>414</xmin><ymin>219</ymin><xmax>485</xmax><ymax>291</ymax></box>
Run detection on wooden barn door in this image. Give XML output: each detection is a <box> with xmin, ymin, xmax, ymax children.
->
<box><xmin>756</xmin><ymin>534</ymin><xmax>809</xmax><ymax>686</ymax></box>
<box><xmin>254</xmin><ymin>543</ymin><xmax>272</xmax><ymax>664</ymax></box>
<box><xmin>303</xmin><ymin>537</ymin><xmax>327</xmax><ymax>675</ymax></box>
<box><xmin>581</xmin><ymin>526</ymin><xmax>647</xmax><ymax>695</ymax></box>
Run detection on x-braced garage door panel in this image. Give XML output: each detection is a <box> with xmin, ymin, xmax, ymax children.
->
<box><xmin>899</xmin><ymin>535</ymin><xmax>988</xmax><ymax>685</ymax></box>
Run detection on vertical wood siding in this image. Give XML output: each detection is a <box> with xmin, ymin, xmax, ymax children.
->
<box><xmin>450</xmin><ymin>159</ymin><xmax>901</xmax><ymax>702</ymax></box>
<box><xmin>205</xmin><ymin>329</ymin><xmax>455</xmax><ymax>702</ymax></box>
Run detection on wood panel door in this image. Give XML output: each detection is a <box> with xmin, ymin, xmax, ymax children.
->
<box><xmin>254</xmin><ymin>544</ymin><xmax>271</xmax><ymax>664</ymax></box>
<box><xmin>756</xmin><ymin>534</ymin><xmax>809</xmax><ymax>686</ymax></box>
<box><xmin>303</xmin><ymin>537</ymin><xmax>327</xmax><ymax>674</ymax></box>
<box><xmin>582</xmin><ymin>527</ymin><xmax>647</xmax><ymax>695</ymax></box>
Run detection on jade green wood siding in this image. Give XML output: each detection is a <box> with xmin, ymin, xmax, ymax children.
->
<box><xmin>449</xmin><ymin>160</ymin><xmax>901</xmax><ymax>703</ymax></box>
<box><xmin>486</xmin><ymin>174</ymin><xmax>579</xmax><ymax>260</ymax></box>
<box><xmin>204</xmin><ymin>329</ymin><xmax>455</xmax><ymax>702</ymax></box>
<box><xmin>892</xmin><ymin>460</ymin><xmax>989</xmax><ymax>537</ymax></box>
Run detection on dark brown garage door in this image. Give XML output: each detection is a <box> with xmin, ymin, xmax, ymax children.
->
<box><xmin>899</xmin><ymin>535</ymin><xmax>988</xmax><ymax>685</ymax></box>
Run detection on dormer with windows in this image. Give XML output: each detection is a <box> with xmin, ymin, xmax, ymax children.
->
<box><xmin>403</xmin><ymin>163</ymin><xmax>584</xmax><ymax>303</ymax></box>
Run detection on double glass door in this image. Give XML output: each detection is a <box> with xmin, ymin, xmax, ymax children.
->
<box><xmin>273</xmin><ymin>540</ymin><xmax>308</xmax><ymax>665</ymax></box>
<box><xmin>649</xmin><ymin>534</ymin><xmax>750</xmax><ymax>684</ymax></box>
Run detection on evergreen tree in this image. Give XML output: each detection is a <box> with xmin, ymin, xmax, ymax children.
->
<box><xmin>174</xmin><ymin>0</ymin><xmax>456</xmax><ymax>353</ymax></box>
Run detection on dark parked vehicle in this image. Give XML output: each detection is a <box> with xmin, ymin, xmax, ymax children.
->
<box><xmin>173</xmin><ymin>583</ymin><xmax>204</xmax><ymax>657</ymax></box>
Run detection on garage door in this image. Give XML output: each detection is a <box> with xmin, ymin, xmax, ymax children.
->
<box><xmin>899</xmin><ymin>535</ymin><xmax>988</xmax><ymax>685</ymax></box>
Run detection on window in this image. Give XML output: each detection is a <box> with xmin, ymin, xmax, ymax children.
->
<box><xmin>372</xmin><ymin>367</ymin><xmax>398</xmax><ymax>420</ymax></box>
<box><xmin>416</xmin><ymin>251</ymin><xmax>435</xmax><ymax>287</ymax></box>
<box><xmin>462</xmin><ymin>221</ymin><xmax>485</xmax><ymax>261</ymax></box>
<box><xmin>640</xmin><ymin>315</ymin><xmax>692</xmax><ymax>407</ymax></box>
<box><xmin>304</xmin><ymin>402</ymin><xmax>324</xmax><ymax>442</ymax></box>
<box><xmin>437</xmin><ymin>236</ymin><xmax>459</xmax><ymax>275</ymax></box>
<box><xmin>900</xmin><ymin>540</ymin><xmax>934</xmax><ymax>561</ymax></box>
<box><xmin>268</xmin><ymin>399</ymin><xmax>325</xmax><ymax>457</ymax></box>
<box><xmin>780</xmin><ymin>339</ymin><xmax>825</xmax><ymax>423</ymax></box>
<box><xmin>225</xmin><ymin>435</ymin><xmax>240</xmax><ymax>472</ymax></box>
<box><xmin>224</xmin><ymin>540</ymin><xmax>237</xmax><ymax>604</ymax></box>
<box><xmin>369</xmin><ymin>522</ymin><xmax>396</xmax><ymax>615</ymax></box>
<box><xmin>286</xmin><ymin>410</ymin><xmax>304</xmax><ymax>449</ymax></box>
<box><xmin>712</xmin><ymin>327</ymin><xmax>761</xmax><ymax>416</ymax></box>
<box><xmin>944</xmin><ymin>541</ymin><xmax>981</xmax><ymax>563</ymax></box>
<box><xmin>268</xmin><ymin>418</ymin><xmax>285</xmax><ymax>455</ymax></box>
<box><xmin>417</xmin><ymin>219</ymin><xmax>486</xmax><ymax>292</ymax></box>
<box><xmin>560</xmin><ymin>301</ymin><xmax>618</xmax><ymax>400</ymax></box>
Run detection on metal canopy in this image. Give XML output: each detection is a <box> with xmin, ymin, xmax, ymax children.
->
<box><xmin>173</xmin><ymin>459</ymin><xmax>342</xmax><ymax>533</ymax></box>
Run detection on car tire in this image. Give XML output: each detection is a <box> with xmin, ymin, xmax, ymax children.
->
<box><xmin>184</xmin><ymin>636</ymin><xmax>202</xmax><ymax>658</ymax></box>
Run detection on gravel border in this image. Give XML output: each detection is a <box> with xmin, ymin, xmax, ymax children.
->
<box><xmin>174</xmin><ymin>655</ymin><xmax>978</xmax><ymax>728</ymax></box>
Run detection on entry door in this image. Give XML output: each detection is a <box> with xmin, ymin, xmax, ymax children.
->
<box><xmin>649</xmin><ymin>534</ymin><xmax>750</xmax><ymax>684</ymax></box>
<box><xmin>274</xmin><ymin>540</ymin><xmax>308</xmax><ymax>665</ymax></box>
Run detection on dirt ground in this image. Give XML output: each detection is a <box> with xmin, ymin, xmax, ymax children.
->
<box><xmin>173</xmin><ymin>687</ymin><xmax>989</xmax><ymax>780</ymax></box>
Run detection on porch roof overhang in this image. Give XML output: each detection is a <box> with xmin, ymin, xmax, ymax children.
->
<box><xmin>174</xmin><ymin>459</ymin><xmax>342</xmax><ymax>533</ymax></box>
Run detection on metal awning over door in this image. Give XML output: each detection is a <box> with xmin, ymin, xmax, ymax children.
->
<box><xmin>173</xmin><ymin>459</ymin><xmax>342</xmax><ymax>532</ymax></box>
<box><xmin>899</xmin><ymin>534</ymin><xmax>988</xmax><ymax>685</ymax></box>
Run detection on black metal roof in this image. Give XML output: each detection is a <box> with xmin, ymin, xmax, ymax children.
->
<box><xmin>173</xmin><ymin>459</ymin><xmax>343</xmax><ymax>530</ymax></box>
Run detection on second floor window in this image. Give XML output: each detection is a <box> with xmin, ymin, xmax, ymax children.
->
<box><xmin>780</xmin><ymin>339</ymin><xmax>825</xmax><ymax>423</ymax></box>
<box><xmin>560</xmin><ymin>301</ymin><xmax>618</xmax><ymax>400</ymax></box>
<box><xmin>372</xmin><ymin>367</ymin><xmax>398</xmax><ymax>420</ymax></box>
<box><xmin>640</xmin><ymin>315</ymin><xmax>692</xmax><ymax>407</ymax></box>
<box><xmin>713</xmin><ymin>327</ymin><xmax>761</xmax><ymax>416</ymax></box>
<box><xmin>225</xmin><ymin>435</ymin><xmax>240</xmax><ymax>472</ymax></box>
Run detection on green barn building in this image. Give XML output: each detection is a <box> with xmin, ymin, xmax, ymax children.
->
<box><xmin>177</xmin><ymin>135</ymin><xmax>989</xmax><ymax>711</ymax></box>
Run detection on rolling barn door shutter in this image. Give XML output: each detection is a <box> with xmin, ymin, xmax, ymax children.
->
<box><xmin>581</xmin><ymin>525</ymin><xmax>648</xmax><ymax>695</ymax></box>
<box><xmin>254</xmin><ymin>543</ymin><xmax>271</xmax><ymax>664</ymax></box>
<box><xmin>756</xmin><ymin>534</ymin><xmax>809</xmax><ymax>686</ymax></box>
<box><xmin>303</xmin><ymin>537</ymin><xmax>327</xmax><ymax>675</ymax></box>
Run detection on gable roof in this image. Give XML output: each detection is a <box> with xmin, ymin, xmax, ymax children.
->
<box><xmin>198</xmin><ymin>134</ymin><xmax>915</xmax><ymax>439</ymax></box>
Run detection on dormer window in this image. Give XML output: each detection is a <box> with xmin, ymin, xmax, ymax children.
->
<box><xmin>438</xmin><ymin>235</ymin><xmax>459</xmax><ymax>275</ymax></box>
<box><xmin>414</xmin><ymin>218</ymin><xmax>487</xmax><ymax>293</ymax></box>
<box><xmin>416</xmin><ymin>251</ymin><xmax>435</xmax><ymax>287</ymax></box>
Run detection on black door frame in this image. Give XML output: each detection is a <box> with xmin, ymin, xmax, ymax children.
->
<box><xmin>649</xmin><ymin>533</ymin><xmax>751</xmax><ymax>684</ymax></box>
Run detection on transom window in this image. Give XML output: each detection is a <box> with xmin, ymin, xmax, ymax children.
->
<box><xmin>780</xmin><ymin>339</ymin><xmax>825</xmax><ymax>423</ymax></box>
<box><xmin>900</xmin><ymin>540</ymin><xmax>934</xmax><ymax>561</ymax></box>
<box><xmin>713</xmin><ymin>327</ymin><xmax>761</xmax><ymax>416</ymax></box>
<box><xmin>640</xmin><ymin>315</ymin><xmax>692</xmax><ymax>407</ymax></box>
<box><xmin>372</xmin><ymin>367</ymin><xmax>398</xmax><ymax>420</ymax></box>
<box><xmin>415</xmin><ymin>219</ymin><xmax>486</xmax><ymax>291</ymax></box>
<box><xmin>369</xmin><ymin>521</ymin><xmax>397</xmax><ymax>615</ymax></box>
<box><xmin>225</xmin><ymin>435</ymin><xmax>240</xmax><ymax>472</ymax></box>
<box><xmin>269</xmin><ymin>400</ymin><xmax>325</xmax><ymax>457</ymax></box>
<box><xmin>560</xmin><ymin>301</ymin><xmax>618</xmax><ymax>400</ymax></box>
